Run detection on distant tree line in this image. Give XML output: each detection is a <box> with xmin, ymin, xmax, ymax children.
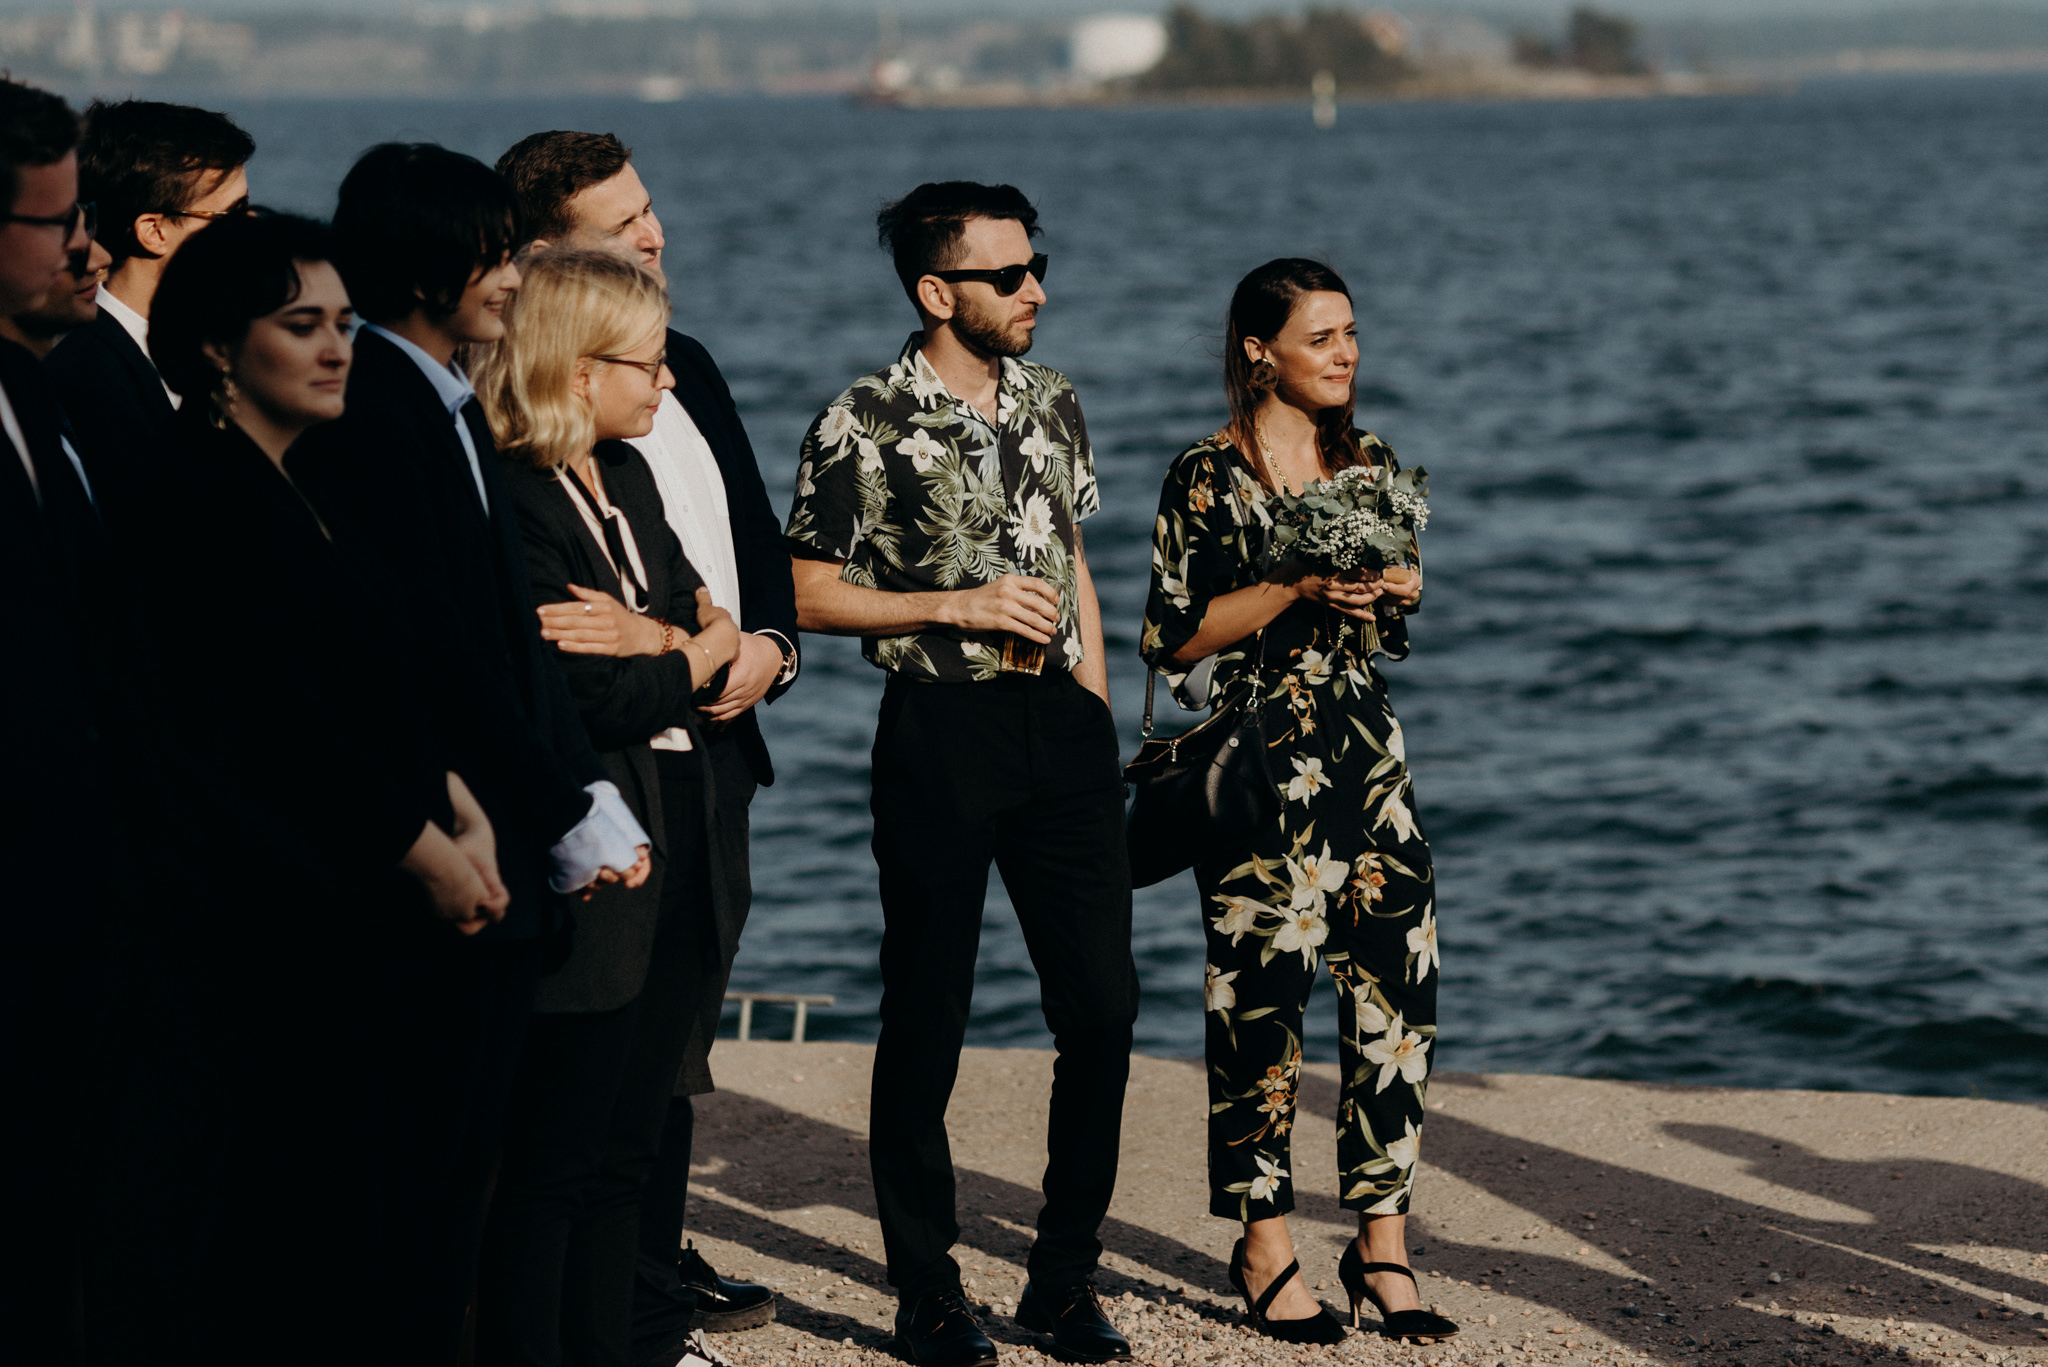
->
<box><xmin>1136</xmin><ymin>5</ymin><xmax>1409</xmax><ymax>93</ymax></box>
<box><xmin>1513</xmin><ymin>7</ymin><xmax>1647</xmax><ymax>76</ymax></box>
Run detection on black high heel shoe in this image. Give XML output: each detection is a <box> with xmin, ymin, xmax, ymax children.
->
<box><xmin>1339</xmin><ymin>1242</ymin><xmax>1460</xmax><ymax>1341</ymax></box>
<box><xmin>1227</xmin><ymin>1238</ymin><xmax>1346</xmax><ymax>1346</ymax></box>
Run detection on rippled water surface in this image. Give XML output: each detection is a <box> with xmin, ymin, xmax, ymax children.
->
<box><xmin>243</xmin><ymin>78</ymin><xmax>2048</xmax><ymax>1098</ymax></box>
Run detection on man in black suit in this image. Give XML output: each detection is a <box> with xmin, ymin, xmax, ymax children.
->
<box><xmin>43</xmin><ymin>100</ymin><xmax>251</xmax><ymax>535</ymax></box>
<box><xmin>0</xmin><ymin>75</ymin><xmax>110</xmax><ymax>1366</ymax></box>
<box><xmin>290</xmin><ymin>142</ymin><xmax>653</xmax><ymax>1367</ymax></box>
<box><xmin>496</xmin><ymin>129</ymin><xmax>799</xmax><ymax>1356</ymax></box>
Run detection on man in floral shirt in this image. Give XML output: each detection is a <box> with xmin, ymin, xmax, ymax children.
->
<box><xmin>787</xmin><ymin>182</ymin><xmax>1136</xmax><ymax>1367</ymax></box>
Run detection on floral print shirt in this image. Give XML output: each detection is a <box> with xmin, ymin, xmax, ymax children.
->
<box><xmin>786</xmin><ymin>333</ymin><xmax>1100</xmax><ymax>683</ymax></box>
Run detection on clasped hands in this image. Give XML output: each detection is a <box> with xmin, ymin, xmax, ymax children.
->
<box><xmin>1288</xmin><ymin>564</ymin><xmax>1421</xmax><ymax>620</ymax></box>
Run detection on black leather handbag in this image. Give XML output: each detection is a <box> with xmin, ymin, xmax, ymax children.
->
<box><xmin>1122</xmin><ymin>633</ymin><xmax>1278</xmax><ymax>889</ymax></box>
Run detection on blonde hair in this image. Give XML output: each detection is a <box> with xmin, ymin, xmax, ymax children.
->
<box><xmin>473</xmin><ymin>247</ymin><xmax>669</xmax><ymax>471</ymax></box>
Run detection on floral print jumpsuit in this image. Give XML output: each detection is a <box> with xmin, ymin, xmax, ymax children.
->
<box><xmin>1140</xmin><ymin>433</ymin><xmax>1437</xmax><ymax>1222</ymax></box>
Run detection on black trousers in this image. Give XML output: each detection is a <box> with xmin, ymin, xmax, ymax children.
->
<box><xmin>478</xmin><ymin>750</ymin><xmax>721</xmax><ymax>1367</ymax></box>
<box><xmin>382</xmin><ymin>931</ymin><xmax>543</xmax><ymax>1366</ymax></box>
<box><xmin>632</xmin><ymin>736</ymin><xmax>757</xmax><ymax>1344</ymax></box>
<box><xmin>867</xmin><ymin>670</ymin><xmax>1138</xmax><ymax>1300</ymax></box>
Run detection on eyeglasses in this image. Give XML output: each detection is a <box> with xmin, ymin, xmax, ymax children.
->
<box><xmin>1</xmin><ymin>200</ymin><xmax>96</xmax><ymax>237</ymax></box>
<box><xmin>158</xmin><ymin>196</ymin><xmax>253</xmax><ymax>221</ymax></box>
<box><xmin>591</xmin><ymin>352</ymin><xmax>667</xmax><ymax>380</ymax></box>
<box><xmin>929</xmin><ymin>253</ymin><xmax>1048</xmax><ymax>297</ymax></box>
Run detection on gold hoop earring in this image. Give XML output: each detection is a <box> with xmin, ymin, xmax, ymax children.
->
<box><xmin>1248</xmin><ymin>357</ymin><xmax>1278</xmax><ymax>392</ymax></box>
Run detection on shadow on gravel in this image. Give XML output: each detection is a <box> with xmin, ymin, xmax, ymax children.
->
<box><xmin>1289</xmin><ymin>1068</ymin><xmax>2048</xmax><ymax>1361</ymax></box>
<box><xmin>689</xmin><ymin>1089</ymin><xmax>1253</xmax><ymax>1352</ymax></box>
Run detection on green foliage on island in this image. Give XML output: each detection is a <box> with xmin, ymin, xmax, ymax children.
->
<box><xmin>1136</xmin><ymin>5</ymin><xmax>1409</xmax><ymax>94</ymax></box>
<box><xmin>1513</xmin><ymin>7</ymin><xmax>1648</xmax><ymax>76</ymax></box>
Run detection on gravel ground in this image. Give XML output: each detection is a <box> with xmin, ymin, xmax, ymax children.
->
<box><xmin>668</xmin><ymin>1044</ymin><xmax>2048</xmax><ymax>1367</ymax></box>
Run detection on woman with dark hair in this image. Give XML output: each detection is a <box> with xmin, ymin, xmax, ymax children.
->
<box><xmin>124</xmin><ymin>210</ymin><xmax>511</xmax><ymax>1358</ymax></box>
<box><xmin>471</xmin><ymin>247</ymin><xmax>740</xmax><ymax>1367</ymax></box>
<box><xmin>1140</xmin><ymin>259</ymin><xmax>1454</xmax><ymax>1346</ymax></box>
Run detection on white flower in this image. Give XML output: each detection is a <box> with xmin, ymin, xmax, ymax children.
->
<box><xmin>818</xmin><ymin>403</ymin><xmax>856</xmax><ymax>450</ymax></box>
<box><xmin>1352</xmin><ymin>996</ymin><xmax>1390</xmax><ymax>1040</ymax></box>
<box><xmin>1247</xmin><ymin>1153</ymin><xmax>1289</xmax><ymax>1204</ymax></box>
<box><xmin>1285</xmin><ymin>755</ymin><xmax>1331</xmax><ymax>806</ymax></box>
<box><xmin>898</xmin><ymin>428</ymin><xmax>946</xmax><ymax>473</ymax></box>
<box><xmin>1405</xmin><ymin>902</ymin><xmax>1439</xmax><ymax>981</ymax></box>
<box><xmin>1204</xmin><ymin>964</ymin><xmax>1238</xmax><ymax>1014</ymax></box>
<box><xmin>1009</xmin><ymin>490</ymin><xmax>1056</xmax><ymax>560</ymax></box>
<box><xmin>1210</xmin><ymin>894</ymin><xmax>1266</xmax><ymax>946</ymax></box>
<box><xmin>1385</xmin><ymin>1117</ymin><xmax>1421</xmax><ymax>1171</ymax></box>
<box><xmin>1361</xmin><ymin>1015</ymin><xmax>1431</xmax><ymax>1094</ymax></box>
<box><xmin>1284</xmin><ymin>842</ymin><xmax>1347</xmax><ymax>911</ymax></box>
<box><xmin>856</xmin><ymin>435</ymin><xmax>883</xmax><ymax>472</ymax></box>
<box><xmin>1375</xmin><ymin>790</ymin><xmax>1419</xmax><ymax>843</ymax></box>
<box><xmin>1157</xmin><ymin>547</ymin><xmax>1193</xmax><ymax>611</ymax></box>
<box><xmin>1385</xmin><ymin>720</ymin><xmax>1406</xmax><ymax>765</ymax></box>
<box><xmin>1062</xmin><ymin>635</ymin><xmax>1083</xmax><ymax>670</ymax></box>
<box><xmin>1271</xmin><ymin>905</ymin><xmax>1328</xmax><ymax>966</ymax></box>
<box><xmin>1019</xmin><ymin>426</ymin><xmax>1056</xmax><ymax>474</ymax></box>
<box><xmin>909</xmin><ymin>352</ymin><xmax>948</xmax><ymax>407</ymax></box>
<box><xmin>997</xmin><ymin>388</ymin><xmax>1017</xmax><ymax>425</ymax></box>
<box><xmin>795</xmin><ymin>460</ymin><xmax>814</xmax><ymax>497</ymax></box>
<box><xmin>1297</xmin><ymin>649</ymin><xmax>1332</xmax><ymax>683</ymax></box>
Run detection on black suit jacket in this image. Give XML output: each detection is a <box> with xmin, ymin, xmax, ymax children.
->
<box><xmin>503</xmin><ymin>442</ymin><xmax>723</xmax><ymax>1012</ymax></box>
<box><xmin>44</xmin><ymin>308</ymin><xmax>179</xmax><ymax>541</ymax></box>
<box><xmin>0</xmin><ymin>340</ymin><xmax>115</xmax><ymax>939</ymax></box>
<box><xmin>661</xmin><ymin>330</ymin><xmax>798</xmax><ymax>787</ymax></box>
<box><xmin>288</xmin><ymin>329</ymin><xmax>607</xmax><ymax>938</ymax></box>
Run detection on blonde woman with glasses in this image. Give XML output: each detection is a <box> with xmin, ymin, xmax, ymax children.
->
<box><xmin>472</xmin><ymin>247</ymin><xmax>742</xmax><ymax>1367</ymax></box>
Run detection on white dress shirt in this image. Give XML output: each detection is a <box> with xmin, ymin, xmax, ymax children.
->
<box><xmin>630</xmin><ymin>392</ymin><xmax>739</xmax><ymax>622</ymax></box>
<box><xmin>97</xmin><ymin>287</ymin><xmax>180</xmax><ymax>410</ymax></box>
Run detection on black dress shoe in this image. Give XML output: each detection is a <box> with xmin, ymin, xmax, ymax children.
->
<box><xmin>894</xmin><ymin>1290</ymin><xmax>998</xmax><ymax>1367</ymax></box>
<box><xmin>677</xmin><ymin>1240</ymin><xmax>776</xmax><ymax>1333</ymax></box>
<box><xmin>1016</xmin><ymin>1282</ymin><xmax>1132</xmax><ymax>1363</ymax></box>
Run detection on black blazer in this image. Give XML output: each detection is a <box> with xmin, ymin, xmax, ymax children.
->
<box><xmin>145</xmin><ymin>411</ymin><xmax>453</xmax><ymax>907</ymax></box>
<box><xmin>664</xmin><ymin>329</ymin><xmax>798</xmax><ymax>787</ymax></box>
<box><xmin>287</xmin><ymin>329</ymin><xmax>606</xmax><ymax>938</ymax></box>
<box><xmin>44</xmin><ymin>308</ymin><xmax>179</xmax><ymax>541</ymax></box>
<box><xmin>503</xmin><ymin>441</ymin><xmax>722</xmax><ymax>1012</ymax></box>
<box><xmin>0</xmin><ymin>340</ymin><xmax>115</xmax><ymax>938</ymax></box>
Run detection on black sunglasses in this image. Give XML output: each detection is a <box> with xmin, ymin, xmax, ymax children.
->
<box><xmin>929</xmin><ymin>253</ymin><xmax>1048</xmax><ymax>297</ymax></box>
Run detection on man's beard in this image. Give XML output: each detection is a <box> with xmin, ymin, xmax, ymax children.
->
<box><xmin>952</xmin><ymin>293</ymin><xmax>1034</xmax><ymax>359</ymax></box>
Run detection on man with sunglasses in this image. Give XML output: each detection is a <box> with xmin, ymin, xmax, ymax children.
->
<box><xmin>45</xmin><ymin>99</ymin><xmax>252</xmax><ymax>535</ymax></box>
<box><xmin>786</xmin><ymin>181</ymin><xmax>1136</xmax><ymax>1367</ymax></box>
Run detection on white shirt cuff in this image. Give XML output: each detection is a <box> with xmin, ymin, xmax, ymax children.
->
<box><xmin>547</xmin><ymin>781</ymin><xmax>651</xmax><ymax>893</ymax></box>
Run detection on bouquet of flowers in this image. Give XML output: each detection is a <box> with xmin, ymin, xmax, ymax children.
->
<box><xmin>1266</xmin><ymin>463</ymin><xmax>1430</xmax><ymax>577</ymax></box>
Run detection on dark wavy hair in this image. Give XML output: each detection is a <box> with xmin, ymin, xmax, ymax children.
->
<box><xmin>495</xmin><ymin>130</ymin><xmax>634</xmax><ymax>245</ymax></box>
<box><xmin>1222</xmin><ymin>258</ymin><xmax>1367</xmax><ymax>490</ymax></box>
<box><xmin>332</xmin><ymin>142</ymin><xmax>521</xmax><ymax>324</ymax></box>
<box><xmin>876</xmin><ymin>181</ymin><xmax>1039</xmax><ymax>302</ymax></box>
<box><xmin>77</xmin><ymin>99</ymin><xmax>253</xmax><ymax>267</ymax></box>
<box><xmin>0</xmin><ymin>78</ymin><xmax>80</xmax><ymax>217</ymax></box>
<box><xmin>151</xmin><ymin>212</ymin><xmax>337</xmax><ymax>407</ymax></box>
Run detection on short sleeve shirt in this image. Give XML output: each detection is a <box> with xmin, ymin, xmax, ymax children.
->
<box><xmin>785</xmin><ymin>333</ymin><xmax>1100</xmax><ymax>683</ymax></box>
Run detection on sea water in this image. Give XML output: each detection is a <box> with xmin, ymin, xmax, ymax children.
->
<box><xmin>237</xmin><ymin>76</ymin><xmax>2048</xmax><ymax>1098</ymax></box>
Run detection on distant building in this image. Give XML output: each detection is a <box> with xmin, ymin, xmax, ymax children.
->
<box><xmin>1070</xmin><ymin>13</ymin><xmax>1168</xmax><ymax>84</ymax></box>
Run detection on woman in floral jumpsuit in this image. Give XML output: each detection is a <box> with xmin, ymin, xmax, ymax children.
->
<box><xmin>1141</xmin><ymin>260</ymin><xmax>1455</xmax><ymax>1345</ymax></box>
